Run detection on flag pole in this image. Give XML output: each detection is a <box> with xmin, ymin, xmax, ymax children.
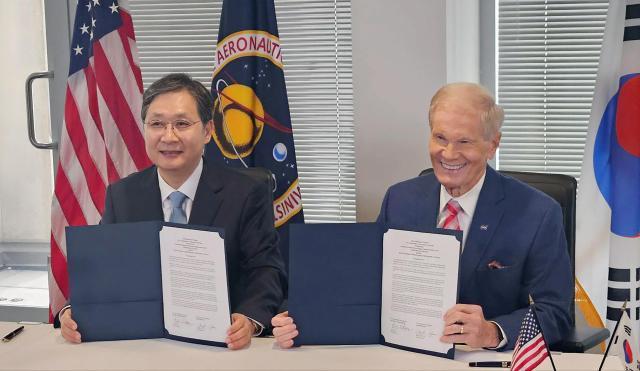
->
<box><xmin>598</xmin><ymin>300</ymin><xmax>627</xmax><ymax>371</ymax></box>
<box><xmin>530</xmin><ymin>295</ymin><xmax>557</xmax><ymax>371</ymax></box>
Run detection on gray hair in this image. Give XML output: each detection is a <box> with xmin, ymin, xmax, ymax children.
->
<box><xmin>141</xmin><ymin>73</ymin><xmax>213</xmax><ymax>124</ymax></box>
<box><xmin>428</xmin><ymin>82</ymin><xmax>504</xmax><ymax>139</ymax></box>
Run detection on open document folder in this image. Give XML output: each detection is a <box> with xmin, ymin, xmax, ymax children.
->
<box><xmin>66</xmin><ymin>221</ymin><xmax>230</xmax><ymax>347</ymax></box>
<box><xmin>288</xmin><ymin>223</ymin><xmax>461</xmax><ymax>359</ymax></box>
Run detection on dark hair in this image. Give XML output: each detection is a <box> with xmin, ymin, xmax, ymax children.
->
<box><xmin>141</xmin><ymin>73</ymin><xmax>213</xmax><ymax>124</ymax></box>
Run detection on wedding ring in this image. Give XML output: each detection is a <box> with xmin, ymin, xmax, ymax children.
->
<box><xmin>459</xmin><ymin>325</ymin><xmax>464</xmax><ymax>334</ymax></box>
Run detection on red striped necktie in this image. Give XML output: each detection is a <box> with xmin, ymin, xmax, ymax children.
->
<box><xmin>438</xmin><ymin>199</ymin><xmax>463</xmax><ymax>230</ymax></box>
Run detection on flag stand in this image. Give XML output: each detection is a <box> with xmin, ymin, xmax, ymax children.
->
<box><xmin>531</xmin><ymin>301</ymin><xmax>557</xmax><ymax>371</ymax></box>
<box><xmin>598</xmin><ymin>301</ymin><xmax>628</xmax><ymax>371</ymax></box>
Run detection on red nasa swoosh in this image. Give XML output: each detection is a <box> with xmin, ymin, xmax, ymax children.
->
<box><xmin>218</xmin><ymin>90</ymin><xmax>292</xmax><ymax>134</ymax></box>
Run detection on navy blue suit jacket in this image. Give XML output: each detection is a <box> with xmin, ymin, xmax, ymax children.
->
<box><xmin>99</xmin><ymin>161</ymin><xmax>286</xmax><ymax>329</ymax></box>
<box><xmin>377</xmin><ymin>166</ymin><xmax>573</xmax><ymax>349</ymax></box>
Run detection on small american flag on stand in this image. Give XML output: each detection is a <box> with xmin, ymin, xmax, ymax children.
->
<box><xmin>510</xmin><ymin>306</ymin><xmax>556</xmax><ymax>371</ymax></box>
<box><xmin>49</xmin><ymin>0</ymin><xmax>150</xmax><ymax>322</ymax></box>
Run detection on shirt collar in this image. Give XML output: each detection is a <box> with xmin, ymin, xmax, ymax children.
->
<box><xmin>439</xmin><ymin>170</ymin><xmax>486</xmax><ymax>218</ymax></box>
<box><xmin>158</xmin><ymin>158</ymin><xmax>203</xmax><ymax>202</ymax></box>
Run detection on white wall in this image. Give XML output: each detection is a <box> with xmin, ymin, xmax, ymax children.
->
<box><xmin>353</xmin><ymin>0</ymin><xmax>447</xmax><ymax>221</ymax></box>
<box><xmin>446</xmin><ymin>0</ymin><xmax>480</xmax><ymax>84</ymax></box>
<box><xmin>0</xmin><ymin>1</ymin><xmax>53</xmax><ymax>243</ymax></box>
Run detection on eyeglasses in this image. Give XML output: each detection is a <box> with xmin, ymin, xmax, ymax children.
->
<box><xmin>144</xmin><ymin>119</ymin><xmax>201</xmax><ymax>132</ymax></box>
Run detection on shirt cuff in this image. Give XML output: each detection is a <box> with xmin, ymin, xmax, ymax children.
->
<box><xmin>59</xmin><ymin>305</ymin><xmax>72</xmax><ymax>321</ymax></box>
<box><xmin>485</xmin><ymin>321</ymin><xmax>508</xmax><ymax>349</ymax></box>
<box><xmin>245</xmin><ymin>316</ymin><xmax>264</xmax><ymax>337</ymax></box>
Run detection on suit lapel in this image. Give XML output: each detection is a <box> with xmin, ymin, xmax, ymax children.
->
<box><xmin>189</xmin><ymin>161</ymin><xmax>224</xmax><ymax>226</ymax></box>
<box><xmin>137</xmin><ymin>166</ymin><xmax>164</xmax><ymax>221</ymax></box>
<box><xmin>459</xmin><ymin>166</ymin><xmax>505</xmax><ymax>288</ymax></box>
<box><xmin>422</xmin><ymin>175</ymin><xmax>441</xmax><ymax>230</ymax></box>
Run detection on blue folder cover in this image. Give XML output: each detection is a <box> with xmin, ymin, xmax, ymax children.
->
<box><xmin>66</xmin><ymin>221</ymin><xmax>227</xmax><ymax>346</ymax></box>
<box><xmin>289</xmin><ymin>223</ymin><xmax>383</xmax><ymax>345</ymax></box>
<box><xmin>288</xmin><ymin>223</ymin><xmax>460</xmax><ymax>359</ymax></box>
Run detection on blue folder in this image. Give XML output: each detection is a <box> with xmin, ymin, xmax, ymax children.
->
<box><xmin>288</xmin><ymin>222</ymin><xmax>460</xmax><ymax>359</ymax></box>
<box><xmin>66</xmin><ymin>221</ymin><xmax>227</xmax><ymax>346</ymax></box>
<box><xmin>289</xmin><ymin>223</ymin><xmax>384</xmax><ymax>345</ymax></box>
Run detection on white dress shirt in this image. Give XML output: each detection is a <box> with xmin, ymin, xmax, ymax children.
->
<box><xmin>157</xmin><ymin>158</ymin><xmax>202</xmax><ymax>222</ymax></box>
<box><xmin>438</xmin><ymin>172</ymin><xmax>485</xmax><ymax>251</ymax></box>
<box><xmin>438</xmin><ymin>170</ymin><xmax>507</xmax><ymax>349</ymax></box>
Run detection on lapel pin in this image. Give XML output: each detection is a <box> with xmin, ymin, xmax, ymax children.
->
<box><xmin>480</xmin><ymin>225</ymin><xmax>488</xmax><ymax>230</ymax></box>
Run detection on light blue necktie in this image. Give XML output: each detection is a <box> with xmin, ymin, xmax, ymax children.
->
<box><xmin>168</xmin><ymin>191</ymin><xmax>188</xmax><ymax>224</ymax></box>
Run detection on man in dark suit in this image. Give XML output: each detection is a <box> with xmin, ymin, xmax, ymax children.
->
<box><xmin>272</xmin><ymin>82</ymin><xmax>572</xmax><ymax>350</ymax></box>
<box><xmin>59</xmin><ymin>73</ymin><xmax>286</xmax><ymax>350</ymax></box>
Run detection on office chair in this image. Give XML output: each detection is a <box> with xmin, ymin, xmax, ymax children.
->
<box><xmin>230</xmin><ymin>166</ymin><xmax>275</xmax><ymax>203</ymax></box>
<box><xmin>419</xmin><ymin>168</ymin><xmax>610</xmax><ymax>352</ymax></box>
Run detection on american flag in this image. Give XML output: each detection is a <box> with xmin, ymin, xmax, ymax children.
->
<box><xmin>510</xmin><ymin>307</ymin><xmax>553</xmax><ymax>371</ymax></box>
<box><xmin>49</xmin><ymin>0</ymin><xmax>150</xmax><ymax>321</ymax></box>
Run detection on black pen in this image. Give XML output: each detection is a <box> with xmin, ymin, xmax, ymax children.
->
<box><xmin>2</xmin><ymin>326</ymin><xmax>24</xmax><ymax>342</ymax></box>
<box><xmin>469</xmin><ymin>361</ymin><xmax>511</xmax><ymax>368</ymax></box>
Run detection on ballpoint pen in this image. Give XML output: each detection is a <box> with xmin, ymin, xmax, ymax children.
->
<box><xmin>2</xmin><ymin>326</ymin><xmax>24</xmax><ymax>342</ymax></box>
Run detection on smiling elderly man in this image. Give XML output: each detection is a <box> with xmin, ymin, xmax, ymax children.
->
<box><xmin>272</xmin><ymin>82</ymin><xmax>573</xmax><ymax>350</ymax></box>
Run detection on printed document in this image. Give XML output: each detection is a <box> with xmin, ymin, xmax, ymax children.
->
<box><xmin>160</xmin><ymin>226</ymin><xmax>230</xmax><ymax>342</ymax></box>
<box><xmin>381</xmin><ymin>229</ymin><xmax>460</xmax><ymax>353</ymax></box>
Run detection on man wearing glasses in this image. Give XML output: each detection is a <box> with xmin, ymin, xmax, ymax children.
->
<box><xmin>58</xmin><ymin>73</ymin><xmax>286</xmax><ymax>350</ymax></box>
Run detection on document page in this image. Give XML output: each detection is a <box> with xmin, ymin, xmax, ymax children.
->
<box><xmin>380</xmin><ymin>229</ymin><xmax>460</xmax><ymax>354</ymax></box>
<box><xmin>159</xmin><ymin>226</ymin><xmax>230</xmax><ymax>342</ymax></box>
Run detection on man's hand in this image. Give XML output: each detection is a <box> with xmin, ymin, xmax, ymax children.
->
<box><xmin>60</xmin><ymin>308</ymin><xmax>82</xmax><ymax>344</ymax></box>
<box><xmin>271</xmin><ymin>311</ymin><xmax>298</xmax><ymax>349</ymax></box>
<box><xmin>440</xmin><ymin>304</ymin><xmax>500</xmax><ymax>348</ymax></box>
<box><xmin>226</xmin><ymin>313</ymin><xmax>254</xmax><ymax>350</ymax></box>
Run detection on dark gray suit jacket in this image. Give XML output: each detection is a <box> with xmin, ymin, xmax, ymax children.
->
<box><xmin>98</xmin><ymin>160</ymin><xmax>286</xmax><ymax>328</ymax></box>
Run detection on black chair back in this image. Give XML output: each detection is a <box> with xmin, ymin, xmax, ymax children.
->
<box><xmin>499</xmin><ymin>171</ymin><xmax>577</xmax><ymax>327</ymax></box>
<box><xmin>231</xmin><ymin>166</ymin><xmax>275</xmax><ymax>203</ymax></box>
